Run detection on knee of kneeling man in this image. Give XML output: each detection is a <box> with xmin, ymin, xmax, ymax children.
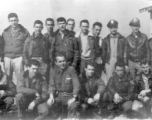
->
<box><xmin>81</xmin><ymin>103</ymin><xmax>88</xmax><ymax>111</ymax></box>
<box><xmin>123</xmin><ymin>101</ymin><xmax>133</xmax><ymax>111</ymax></box>
<box><xmin>39</xmin><ymin>107</ymin><xmax>49</xmax><ymax>116</ymax></box>
<box><xmin>15</xmin><ymin>93</ymin><xmax>24</xmax><ymax>100</ymax></box>
<box><xmin>4</xmin><ymin>97</ymin><xmax>14</xmax><ymax>105</ymax></box>
<box><xmin>132</xmin><ymin>100</ymin><xmax>143</xmax><ymax>111</ymax></box>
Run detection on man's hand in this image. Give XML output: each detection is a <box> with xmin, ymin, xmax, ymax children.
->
<box><xmin>95</xmin><ymin>57</ymin><xmax>102</xmax><ymax>64</ymax></box>
<box><xmin>47</xmin><ymin>94</ymin><xmax>54</xmax><ymax>107</ymax></box>
<box><xmin>28</xmin><ymin>101</ymin><xmax>36</xmax><ymax>111</ymax></box>
<box><xmin>0</xmin><ymin>90</ymin><xmax>5</xmax><ymax>98</ymax></box>
<box><xmin>35</xmin><ymin>92</ymin><xmax>40</xmax><ymax>99</ymax></box>
<box><xmin>138</xmin><ymin>94</ymin><xmax>143</xmax><ymax>101</ymax></box>
<box><xmin>143</xmin><ymin>96</ymin><xmax>149</xmax><ymax>102</ymax></box>
<box><xmin>67</xmin><ymin>97</ymin><xmax>75</xmax><ymax>107</ymax></box>
<box><xmin>114</xmin><ymin>93</ymin><xmax>122</xmax><ymax>104</ymax></box>
<box><xmin>140</xmin><ymin>90</ymin><xmax>147</xmax><ymax>97</ymax></box>
<box><xmin>87</xmin><ymin>98</ymin><xmax>95</xmax><ymax>105</ymax></box>
<box><xmin>94</xmin><ymin>93</ymin><xmax>100</xmax><ymax>102</ymax></box>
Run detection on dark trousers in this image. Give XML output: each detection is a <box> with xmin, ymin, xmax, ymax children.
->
<box><xmin>79</xmin><ymin>103</ymin><xmax>102</xmax><ymax>119</ymax></box>
<box><xmin>0</xmin><ymin>97</ymin><xmax>14</xmax><ymax>112</ymax></box>
<box><xmin>50</xmin><ymin>94</ymin><xmax>79</xmax><ymax>119</ymax></box>
<box><xmin>16</xmin><ymin>93</ymin><xmax>48</xmax><ymax>120</ymax></box>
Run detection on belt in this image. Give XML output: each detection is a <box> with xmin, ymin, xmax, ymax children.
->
<box><xmin>130</xmin><ymin>59</ymin><xmax>140</xmax><ymax>62</ymax></box>
<box><xmin>58</xmin><ymin>92</ymin><xmax>73</xmax><ymax>97</ymax></box>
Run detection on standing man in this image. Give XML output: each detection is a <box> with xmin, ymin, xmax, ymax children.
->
<box><xmin>90</xmin><ymin>22</ymin><xmax>103</xmax><ymax>76</ymax></box>
<box><xmin>23</xmin><ymin>20</ymin><xmax>49</xmax><ymax>81</ymax></box>
<box><xmin>16</xmin><ymin>59</ymin><xmax>49</xmax><ymax>120</ymax></box>
<box><xmin>75</xmin><ymin>19</ymin><xmax>96</xmax><ymax>74</ymax></box>
<box><xmin>2</xmin><ymin>13</ymin><xmax>30</xmax><ymax>85</ymax></box>
<box><xmin>125</xmin><ymin>18</ymin><xmax>150</xmax><ymax>79</ymax></box>
<box><xmin>66</xmin><ymin>18</ymin><xmax>75</xmax><ymax>36</ymax></box>
<box><xmin>44</xmin><ymin>18</ymin><xmax>55</xmax><ymax>81</ymax></box>
<box><xmin>79</xmin><ymin>62</ymin><xmax>105</xmax><ymax>119</ymax></box>
<box><xmin>107</xmin><ymin>61</ymin><xmax>135</xmax><ymax>118</ymax></box>
<box><xmin>47</xmin><ymin>52</ymin><xmax>80</xmax><ymax>119</ymax></box>
<box><xmin>50</xmin><ymin>17</ymin><xmax>79</xmax><ymax>69</ymax></box>
<box><xmin>102</xmin><ymin>19</ymin><xmax>126</xmax><ymax>80</ymax></box>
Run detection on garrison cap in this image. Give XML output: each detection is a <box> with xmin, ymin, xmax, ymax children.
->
<box><xmin>129</xmin><ymin>18</ymin><xmax>140</xmax><ymax>27</ymax></box>
<box><xmin>107</xmin><ymin>19</ymin><xmax>118</xmax><ymax>28</ymax></box>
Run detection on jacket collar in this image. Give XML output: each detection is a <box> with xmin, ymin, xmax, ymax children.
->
<box><xmin>106</xmin><ymin>32</ymin><xmax>123</xmax><ymax>40</ymax></box>
<box><xmin>23</xmin><ymin>70</ymin><xmax>41</xmax><ymax>80</ymax></box>
<box><xmin>54</xmin><ymin>29</ymin><xmax>74</xmax><ymax>37</ymax></box>
<box><xmin>4</xmin><ymin>24</ymin><xmax>26</xmax><ymax>33</ymax></box>
<box><xmin>44</xmin><ymin>31</ymin><xmax>54</xmax><ymax>37</ymax></box>
<box><xmin>131</xmin><ymin>31</ymin><xmax>142</xmax><ymax>38</ymax></box>
<box><xmin>32</xmin><ymin>32</ymin><xmax>43</xmax><ymax>39</ymax></box>
<box><xmin>110</xmin><ymin>33</ymin><xmax>120</xmax><ymax>38</ymax></box>
<box><xmin>81</xmin><ymin>71</ymin><xmax>99</xmax><ymax>83</ymax></box>
<box><xmin>138</xmin><ymin>71</ymin><xmax>152</xmax><ymax>82</ymax></box>
<box><xmin>54</xmin><ymin>65</ymin><xmax>68</xmax><ymax>74</ymax></box>
<box><xmin>113</xmin><ymin>72</ymin><xmax>128</xmax><ymax>81</ymax></box>
<box><xmin>75</xmin><ymin>30</ymin><xmax>89</xmax><ymax>38</ymax></box>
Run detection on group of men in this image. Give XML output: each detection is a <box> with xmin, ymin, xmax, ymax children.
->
<box><xmin>0</xmin><ymin>12</ymin><xmax>151</xmax><ymax>120</ymax></box>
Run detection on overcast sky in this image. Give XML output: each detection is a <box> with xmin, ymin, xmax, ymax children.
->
<box><xmin>0</xmin><ymin>0</ymin><xmax>151</xmax><ymax>38</ymax></box>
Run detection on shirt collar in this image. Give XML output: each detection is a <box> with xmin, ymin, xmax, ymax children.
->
<box><xmin>33</xmin><ymin>32</ymin><xmax>43</xmax><ymax>38</ymax></box>
<box><xmin>131</xmin><ymin>31</ymin><xmax>142</xmax><ymax>39</ymax></box>
<box><xmin>110</xmin><ymin>33</ymin><xmax>120</xmax><ymax>38</ymax></box>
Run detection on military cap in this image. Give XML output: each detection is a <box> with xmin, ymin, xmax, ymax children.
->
<box><xmin>129</xmin><ymin>18</ymin><xmax>140</xmax><ymax>27</ymax></box>
<box><xmin>107</xmin><ymin>19</ymin><xmax>118</xmax><ymax>28</ymax></box>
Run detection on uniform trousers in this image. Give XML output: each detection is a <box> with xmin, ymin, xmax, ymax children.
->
<box><xmin>4</xmin><ymin>56</ymin><xmax>23</xmax><ymax>85</ymax></box>
<box><xmin>50</xmin><ymin>93</ymin><xmax>79</xmax><ymax>119</ymax></box>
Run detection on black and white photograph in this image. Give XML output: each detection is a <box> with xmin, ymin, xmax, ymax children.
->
<box><xmin>0</xmin><ymin>0</ymin><xmax>151</xmax><ymax>119</ymax></box>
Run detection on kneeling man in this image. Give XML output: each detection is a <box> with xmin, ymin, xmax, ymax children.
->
<box><xmin>107</xmin><ymin>61</ymin><xmax>135</xmax><ymax>118</ymax></box>
<box><xmin>16</xmin><ymin>59</ymin><xmax>49</xmax><ymax>120</ymax></box>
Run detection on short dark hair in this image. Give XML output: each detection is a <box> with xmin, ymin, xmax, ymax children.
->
<box><xmin>67</xmin><ymin>18</ymin><xmax>75</xmax><ymax>24</ymax></box>
<box><xmin>45</xmin><ymin>18</ymin><xmax>54</xmax><ymax>25</ymax></box>
<box><xmin>55</xmin><ymin>52</ymin><xmax>66</xmax><ymax>62</ymax></box>
<box><xmin>80</xmin><ymin>19</ymin><xmax>89</xmax><ymax>26</ymax></box>
<box><xmin>140</xmin><ymin>59</ymin><xmax>150</xmax><ymax>66</ymax></box>
<box><xmin>34</xmin><ymin>20</ymin><xmax>43</xmax><ymax>26</ymax></box>
<box><xmin>8</xmin><ymin>13</ymin><xmax>18</xmax><ymax>19</ymax></box>
<box><xmin>115</xmin><ymin>61</ymin><xmax>125</xmax><ymax>69</ymax></box>
<box><xmin>28</xmin><ymin>59</ymin><xmax>40</xmax><ymax>67</ymax></box>
<box><xmin>85</xmin><ymin>61</ymin><xmax>96</xmax><ymax>68</ymax></box>
<box><xmin>93</xmin><ymin>22</ymin><xmax>102</xmax><ymax>28</ymax></box>
<box><xmin>57</xmin><ymin>17</ymin><xmax>66</xmax><ymax>23</ymax></box>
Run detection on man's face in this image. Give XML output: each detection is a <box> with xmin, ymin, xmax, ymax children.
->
<box><xmin>46</xmin><ymin>21</ymin><xmax>54</xmax><ymax>32</ymax></box>
<box><xmin>109</xmin><ymin>27</ymin><xmax>118</xmax><ymax>35</ymax></box>
<box><xmin>67</xmin><ymin>21</ymin><xmax>75</xmax><ymax>31</ymax></box>
<box><xmin>34</xmin><ymin>24</ymin><xmax>43</xmax><ymax>35</ymax></box>
<box><xmin>92</xmin><ymin>25</ymin><xmax>101</xmax><ymax>37</ymax></box>
<box><xmin>80</xmin><ymin>22</ymin><xmax>89</xmax><ymax>34</ymax></box>
<box><xmin>28</xmin><ymin>65</ymin><xmax>39</xmax><ymax>78</ymax></box>
<box><xmin>141</xmin><ymin>63</ymin><xmax>150</xmax><ymax>75</ymax></box>
<box><xmin>58</xmin><ymin>21</ymin><xmax>66</xmax><ymax>31</ymax></box>
<box><xmin>85</xmin><ymin>65</ymin><xmax>95</xmax><ymax>77</ymax></box>
<box><xmin>132</xmin><ymin>26</ymin><xmax>140</xmax><ymax>33</ymax></box>
<box><xmin>115</xmin><ymin>66</ymin><xmax>124</xmax><ymax>78</ymax></box>
<box><xmin>9</xmin><ymin>17</ymin><xmax>19</xmax><ymax>28</ymax></box>
<box><xmin>55</xmin><ymin>56</ymin><xmax>66</xmax><ymax>70</ymax></box>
